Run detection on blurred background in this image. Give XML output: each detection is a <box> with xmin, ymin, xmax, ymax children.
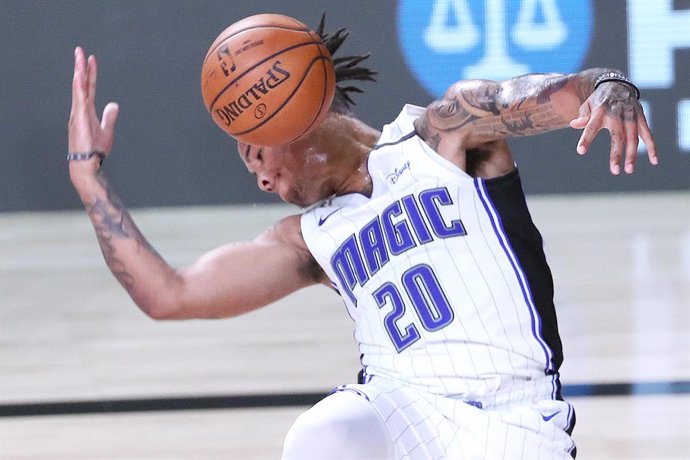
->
<box><xmin>0</xmin><ymin>0</ymin><xmax>688</xmax><ymax>213</ymax></box>
<box><xmin>1</xmin><ymin>1</ymin><xmax>688</xmax><ymax>459</ymax></box>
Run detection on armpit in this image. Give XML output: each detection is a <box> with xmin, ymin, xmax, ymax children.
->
<box><xmin>299</xmin><ymin>250</ymin><xmax>328</xmax><ymax>285</ymax></box>
<box><xmin>268</xmin><ymin>215</ymin><xmax>327</xmax><ymax>285</ymax></box>
<box><xmin>465</xmin><ymin>140</ymin><xmax>515</xmax><ymax>179</ymax></box>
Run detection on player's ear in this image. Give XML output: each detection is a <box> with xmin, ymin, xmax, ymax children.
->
<box><xmin>237</xmin><ymin>141</ymin><xmax>248</xmax><ymax>159</ymax></box>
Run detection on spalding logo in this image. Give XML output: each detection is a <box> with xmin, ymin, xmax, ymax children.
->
<box><xmin>214</xmin><ymin>61</ymin><xmax>291</xmax><ymax>127</ymax></box>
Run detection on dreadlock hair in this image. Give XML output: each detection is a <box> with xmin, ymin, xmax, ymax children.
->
<box><xmin>315</xmin><ymin>13</ymin><xmax>377</xmax><ymax>116</ymax></box>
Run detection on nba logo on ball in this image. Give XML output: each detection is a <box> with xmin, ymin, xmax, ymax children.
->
<box><xmin>397</xmin><ymin>0</ymin><xmax>593</xmax><ymax>98</ymax></box>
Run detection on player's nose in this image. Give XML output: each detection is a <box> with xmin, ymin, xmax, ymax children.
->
<box><xmin>256</xmin><ymin>171</ymin><xmax>275</xmax><ymax>193</ymax></box>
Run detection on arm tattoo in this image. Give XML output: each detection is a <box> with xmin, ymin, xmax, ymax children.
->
<box><xmin>613</xmin><ymin>105</ymin><xmax>637</xmax><ymax>122</ymax></box>
<box><xmin>418</xmin><ymin>74</ymin><xmax>577</xmax><ymax>150</ymax></box>
<box><xmin>502</xmin><ymin>113</ymin><xmax>534</xmax><ymax>134</ymax></box>
<box><xmin>85</xmin><ymin>172</ymin><xmax>165</xmax><ymax>290</ymax></box>
<box><xmin>469</xmin><ymin>105</ymin><xmax>564</xmax><ymax>138</ymax></box>
<box><xmin>576</xmin><ymin>68</ymin><xmax>640</xmax><ymax>123</ymax></box>
<box><xmin>594</xmin><ymin>88</ymin><xmax>639</xmax><ymax>123</ymax></box>
<box><xmin>429</xmin><ymin>76</ymin><xmax>572</xmax><ymax>139</ymax></box>
<box><xmin>460</xmin><ymin>85</ymin><xmax>502</xmax><ymax>115</ymax></box>
<box><xmin>414</xmin><ymin>116</ymin><xmax>442</xmax><ymax>150</ymax></box>
<box><xmin>536</xmin><ymin>76</ymin><xmax>569</xmax><ymax>104</ymax></box>
<box><xmin>428</xmin><ymin>96</ymin><xmax>482</xmax><ymax>132</ymax></box>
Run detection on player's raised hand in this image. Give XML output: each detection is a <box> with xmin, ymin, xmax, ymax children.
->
<box><xmin>68</xmin><ymin>47</ymin><xmax>119</xmax><ymax>175</ymax></box>
<box><xmin>569</xmin><ymin>80</ymin><xmax>658</xmax><ymax>175</ymax></box>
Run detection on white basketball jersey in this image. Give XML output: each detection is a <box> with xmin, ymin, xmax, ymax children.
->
<box><xmin>301</xmin><ymin>105</ymin><xmax>564</xmax><ymax>402</ymax></box>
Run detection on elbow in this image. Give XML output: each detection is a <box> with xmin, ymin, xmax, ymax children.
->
<box><xmin>145</xmin><ymin>306</ymin><xmax>182</xmax><ymax>321</ymax></box>
<box><xmin>142</xmin><ymin>302</ymin><xmax>236</xmax><ymax>321</ymax></box>
<box><xmin>136</xmin><ymin>296</ymin><xmax>187</xmax><ymax>321</ymax></box>
<box><xmin>134</xmin><ymin>271</ymin><xmax>191</xmax><ymax>320</ymax></box>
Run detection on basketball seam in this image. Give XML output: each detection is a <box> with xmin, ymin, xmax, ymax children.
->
<box><xmin>208</xmin><ymin>40</ymin><xmax>323</xmax><ymax>112</ymax></box>
<box><xmin>296</xmin><ymin>42</ymin><xmax>332</xmax><ymax>140</ymax></box>
<box><xmin>230</xmin><ymin>53</ymin><xmax>331</xmax><ymax>141</ymax></box>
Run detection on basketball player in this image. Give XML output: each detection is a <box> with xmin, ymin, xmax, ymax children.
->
<box><xmin>67</xmin><ymin>17</ymin><xmax>657</xmax><ymax>459</ymax></box>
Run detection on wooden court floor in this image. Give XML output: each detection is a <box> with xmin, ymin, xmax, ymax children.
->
<box><xmin>1</xmin><ymin>192</ymin><xmax>688</xmax><ymax>459</ymax></box>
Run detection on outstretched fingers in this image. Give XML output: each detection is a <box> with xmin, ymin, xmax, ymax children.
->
<box><xmin>71</xmin><ymin>47</ymin><xmax>87</xmax><ymax>120</ymax></box>
<box><xmin>87</xmin><ymin>54</ymin><xmax>98</xmax><ymax>117</ymax></box>
<box><xmin>97</xmin><ymin>102</ymin><xmax>120</xmax><ymax>154</ymax></box>
<box><xmin>623</xmin><ymin>120</ymin><xmax>639</xmax><ymax>174</ymax></box>
<box><xmin>606</xmin><ymin>112</ymin><xmax>641</xmax><ymax>175</ymax></box>
<box><xmin>69</xmin><ymin>47</ymin><xmax>119</xmax><ymax>156</ymax></box>
<box><xmin>101</xmin><ymin>102</ymin><xmax>119</xmax><ymax>131</ymax></box>
<box><xmin>71</xmin><ymin>48</ymin><xmax>100</xmax><ymax>124</ymax></box>
<box><xmin>570</xmin><ymin>102</ymin><xmax>591</xmax><ymax>151</ymax></box>
<box><xmin>637</xmin><ymin>113</ymin><xmax>659</xmax><ymax>166</ymax></box>
<box><xmin>571</xmin><ymin>81</ymin><xmax>658</xmax><ymax>174</ymax></box>
<box><xmin>575</xmin><ymin>106</ymin><xmax>605</xmax><ymax>156</ymax></box>
<box><xmin>617</xmin><ymin>106</ymin><xmax>659</xmax><ymax>175</ymax></box>
<box><xmin>70</xmin><ymin>47</ymin><xmax>93</xmax><ymax>152</ymax></box>
<box><xmin>608</xmin><ymin>126</ymin><xmax>625</xmax><ymax>175</ymax></box>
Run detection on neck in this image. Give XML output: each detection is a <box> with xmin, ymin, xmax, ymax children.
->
<box><xmin>327</xmin><ymin>115</ymin><xmax>379</xmax><ymax>197</ymax></box>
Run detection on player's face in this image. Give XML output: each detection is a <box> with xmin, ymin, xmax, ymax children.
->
<box><xmin>237</xmin><ymin>140</ymin><xmax>335</xmax><ymax>207</ymax></box>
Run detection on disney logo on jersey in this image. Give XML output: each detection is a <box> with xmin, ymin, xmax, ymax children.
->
<box><xmin>386</xmin><ymin>161</ymin><xmax>411</xmax><ymax>184</ymax></box>
<box><xmin>397</xmin><ymin>0</ymin><xmax>592</xmax><ymax>98</ymax></box>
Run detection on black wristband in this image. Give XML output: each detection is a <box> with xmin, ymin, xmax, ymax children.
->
<box><xmin>67</xmin><ymin>151</ymin><xmax>106</xmax><ymax>165</ymax></box>
<box><xmin>594</xmin><ymin>71</ymin><xmax>640</xmax><ymax>100</ymax></box>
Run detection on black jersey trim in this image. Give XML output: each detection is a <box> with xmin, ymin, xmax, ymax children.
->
<box><xmin>372</xmin><ymin>130</ymin><xmax>416</xmax><ymax>150</ymax></box>
<box><xmin>475</xmin><ymin>177</ymin><xmax>556</xmax><ymax>376</ymax></box>
<box><xmin>481</xmin><ymin>169</ymin><xmax>563</xmax><ymax>372</ymax></box>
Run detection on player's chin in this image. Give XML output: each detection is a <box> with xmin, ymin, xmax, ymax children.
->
<box><xmin>279</xmin><ymin>187</ymin><xmax>319</xmax><ymax>208</ymax></box>
<box><xmin>284</xmin><ymin>195</ymin><xmax>315</xmax><ymax>208</ymax></box>
<box><xmin>277</xmin><ymin>188</ymin><xmax>306</xmax><ymax>207</ymax></box>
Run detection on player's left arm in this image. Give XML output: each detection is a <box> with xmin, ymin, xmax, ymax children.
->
<box><xmin>415</xmin><ymin>68</ymin><xmax>658</xmax><ymax>175</ymax></box>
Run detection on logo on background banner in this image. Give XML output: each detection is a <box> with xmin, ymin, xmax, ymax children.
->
<box><xmin>397</xmin><ymin>0</ymin><xmax>593</xmax><ymax>98</ymax></box>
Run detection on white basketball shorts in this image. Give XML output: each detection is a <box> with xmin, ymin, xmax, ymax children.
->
<box><xmin>331</xmin><ymin>376</ymin><xmax>577</xmax><ymax>459</ymax></box>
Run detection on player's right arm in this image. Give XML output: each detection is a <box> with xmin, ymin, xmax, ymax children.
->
<box><xmin>69</xmin><ymin>47</ymin><xmax>324</xmax><ymax>320</ymax></box>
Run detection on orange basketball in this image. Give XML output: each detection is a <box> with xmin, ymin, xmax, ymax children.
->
<box><xmin>201</xmin><ymin>14</ymin><xmax>336</xmax><ymax>146</ymax></box>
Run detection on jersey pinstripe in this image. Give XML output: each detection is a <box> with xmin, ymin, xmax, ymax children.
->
<box><xmin>301</xmin><ymin>104</ymin><xmax>564</xmax><ymax>403</ymax></box>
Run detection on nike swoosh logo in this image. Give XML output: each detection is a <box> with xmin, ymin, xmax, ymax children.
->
<box><xmin>541</xmin><ymin>410</ymin><xmax>561</xmax><ymax>422</ymax></box>
<box><xmin>318</xmin><ymin>208</ymin><xmax>340</xmax><ymax>226</ymax></box>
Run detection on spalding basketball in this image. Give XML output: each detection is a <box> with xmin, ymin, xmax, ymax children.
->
<box><xmin>201</xmin><ymin>14</ymin><xmax>336</xmax><ymax>146</ymax></box>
